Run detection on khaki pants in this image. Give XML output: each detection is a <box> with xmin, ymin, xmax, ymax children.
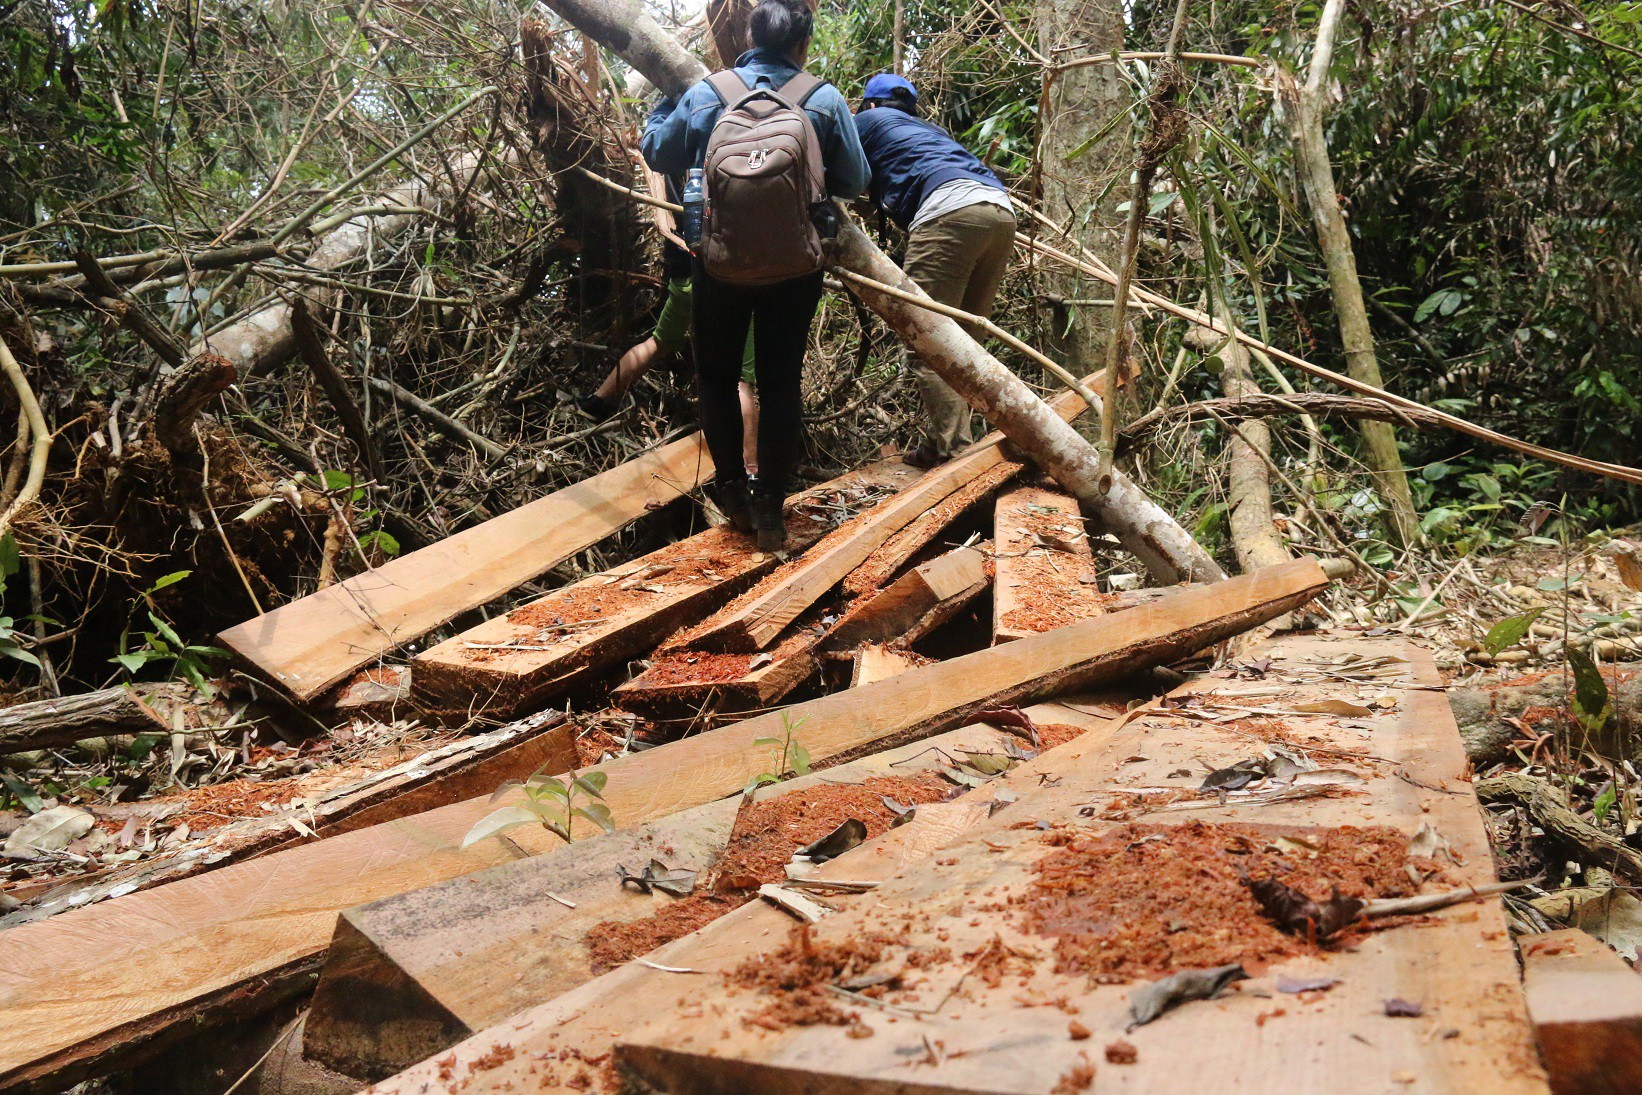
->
<box><xmin>903</xmin><ymin>202</ymin><xmax>1017</xmax><ymax>453</ymax></box>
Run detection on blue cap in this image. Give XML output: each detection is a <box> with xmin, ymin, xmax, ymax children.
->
<box><xmin>863</xmin><ymin>73</ymin><xmax>916</xmax><ymax>102</ymax></box>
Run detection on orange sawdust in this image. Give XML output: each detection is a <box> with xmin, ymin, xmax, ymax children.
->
<box><xmin>160</xmin><ymin>779</ymin><xmax>304</xmax><ymax>831</ymax></box>
<box><xmin>726</xmin><ymin>922</ymin><xmax>890</xmax><ymax>1030</ymax></box>
<box><xmin>1011</xmin><ymin>821</ymin><xmax>1415</xmax><ymax>983</ymax></box>
<box><xmin>585</xmin><ymin>775</ymin><xmax>948</xmax><ymax>972</ymax></box>
<box><xmin>1037</xmin><ymin>723</ymin><xmax>1090</xmax><ymax>751</ymax></box>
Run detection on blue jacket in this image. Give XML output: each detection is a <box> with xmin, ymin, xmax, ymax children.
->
<box><xmin>642</xmin><ymin>48</ymin><xmax>870</xmax><ymax>200</ymax></box>
<box><xmin>853</xmin><ymin>106</ymin><xmax>1006</xmax><ymax>229</ymax></box>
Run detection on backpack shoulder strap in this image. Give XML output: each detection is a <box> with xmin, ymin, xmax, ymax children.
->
<box><xmin>705</xmin><ymin>70</ymin><xmax>751</xmax><ymax>107</ymax></box>
<box><xmin>778</xmin><ymin>72</ymin><xmax>825</xmax><ymax>108</ymax></box>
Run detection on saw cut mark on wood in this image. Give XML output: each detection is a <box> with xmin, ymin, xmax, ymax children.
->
<box><xmin>827</xmin><ymin>542</ymin><xmax>989</xmax><ymax>653</ymax></box>
<box><xmin>302</xmin><ymin>716</ymin><xmax>1053</xmax><ymax>1081</ymax></box>
<box><xmin>0</xmin><ymin>687</ymin><xmax>167</xmax><ymax>754</ymax></box>
<box><xmin>363</xmin><ymin>699</ymin><xmax>1128</xmax><ymax>1095</ymax></box>
<box><xmin>0</xmin><ymin>560</ymin><xmax>1324</xmax><ymax>1092</ymax></box>
<box><xmin>608</xmin><ymin>635</ymin><xmax>1548</xmax><ymax>1095</ymax></box>
<box><xmin>991</xmin><ymin>485</ymin><xmax>1106</xmax><ymax>644</ymax></box>
<box><xmin>218</xmin><ymin>433</ymin><xmax>712</xmax><ymax>700</ymax></box>
<box><xmin>412</xmin><ymin>459</ymin><xmax>921</xmax><ymax>718</ymax></box>
<box><xmin>1523</xmin><ymin>928</ymin><xmax>1642</xmax><ymax>1095</ymax></box>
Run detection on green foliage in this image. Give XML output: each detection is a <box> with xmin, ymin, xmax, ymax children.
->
<box><xmin>108</xmin><ymin>571</ymin><xmax>229</xmax><ymax>697</ymax></box>
<box><xmin>0</xmin><ymin>533</ymin><xmax>40</xmax><ymax>669</ymax></box>
<box><xmin>744</xmin><ymin>714</ymin><xmax>813</xmax><ymax>794</ymax></box>
<box><xmin>1482</xmin><ymin>607</ymin><xmax>1547</xmax><ymax>657</ymax></box>
<box><xmin>462</xmin><ymin>763</ymin><xmax>616</xmax><ymax>848</ymax></box>
<box><xmin>1567</xmin><ymin>646</ymin><xmax>1613</xmax><ymax>735</ymax></box>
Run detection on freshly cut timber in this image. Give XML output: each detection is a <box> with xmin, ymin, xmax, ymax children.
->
<box><xmin>826</xmin><ymin>542</ymin><xmax>989</xmax><ymax>652</ymax></box>
<box><xmin>611</xmin><ymin>612</ymin><xmax>830</xmax><ymax>720</ymax></box>
<box><xmin>1523</xmin><ymin>928</ymin><xmax>1642</xmax><ymax>1094</ymax></box>
<box><xmin>0</xmin><ymin>687</ymin><xmax>167</xmax><ymax>754</ymax></box>
<box><xmin>218</xmin><ymin>433</ymin><xmax>712</xmax><ymax>700</ymax></box>
<box><xmin>301</xmin><ymin>702</ymin><xmax>1117</xmax><ymax>1081</ymax></box>
<box><xmin>606</xmin><ymin>635</ymin><xmax>1547</xmax><ymax>1095</ymax></box>
<box><xmin>842</xmin><ymin>458</ymin><xmax>1019</xmax><ymax>596</ymax></box>
<box><xmin>362</xmin><ymin>698</ymin><xmax>1130</xmax><ymax>1095</ymax></box>
<box><xmin>991</xmin><ymin>485</ymin><xmax>1108</xmax><ymax>643</ymax></box>
<box><xmin>0</xmin><ymin>561</ymin><xmax>1326</xmax><ymax>1091</ymax></box>
<box><xmin>691</xmin><ymin>377</ymin><xmax>1102</xmax><ymax>655</ymax></box>
<box><xmin>412</xmin><ymin>460</ymin><xmax>921</xmax><ymax>717</ymax></box>
<box><xmin>849</xmin><ymin>643</ymin><xmax>927</xmax><ymax>685</ymax></box>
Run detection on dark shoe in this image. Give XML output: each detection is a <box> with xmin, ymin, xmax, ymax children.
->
<box><xmin>575</xmin><ymin>393</ymin><xmax>617</xmax><ymax>422</ymax></box>
<box><xmin>710</xmin><ymin>478</ymin><xmax>754</xmax><ymax>534</ymax></box>
<box><xmin>903</xmin><ymin>442</ymin><xmax>950</xmax><ymax>470</ymax></box>
<box><xmin>751</xmin><ymin>491</ymin><xmax>787</xmax><ymax>553</ymax></box>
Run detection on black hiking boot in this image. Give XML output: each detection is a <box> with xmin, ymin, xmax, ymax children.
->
<box><xmin>710</xmin><ymin>478</ymin><xmax>755</xmax><ymax>535</ymax></box>
<box><xmin>575</xmin><ymin>393</ymin><xmax>618</xmax><ymax>422</ymax></box>
<box><xmin>751</xmin><ymin>489</ymin><xmax>787</xmax><ymax>553</ymax></box>
<box><xmin>903</xmin><ymin>441</ymin><xmax>950</xmax><ymax>470</ymax></box>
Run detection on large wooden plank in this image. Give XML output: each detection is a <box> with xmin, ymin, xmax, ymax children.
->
<box><xmin>611</xmin><ymin>635</ymin><xmax>1548</xmax><ymax>1095</ymax></box>
<box><xmin>412</xmin><ymin>460</ymin><xmax>922</xmax><ymax>717</ymax></box>
<box><xmin>691</xmin><ymin>446</ymin><xmax>1010</xmax><ymax>652</ymax></box>
<box><xmin>991</xmin><ymin>485</ymin><xmax>1107</xmax><ymax>643</ymax></box>
<box><xmin>302</xmin><ymin>712</ymin><xmax>1101</xmax><ymax>1080</ymax></box>
<box><xmin>0</xmin><ymin>562</ymin><xmax>1323</xmax><ymax>1091</ymax></box>
<box><xmin>364</xmin><ymin>702</ymin><xmax>1129</xmax><ymax>1095</ymax></box>
<box><xmin>219</xmin><ymin>433</ymin><xmax>713</xmax><ymax>700</ymax></box>
<box><xmin>827</xmin><ymin>543</ymin><xmax>989</xmax><ymax>653</ymax></box>
<box><xmin>1524</xmin><ymin>928</ymin><xmax>1642</xmax><ymax>1094</ymax></box>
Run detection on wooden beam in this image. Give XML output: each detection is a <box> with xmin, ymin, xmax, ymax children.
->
<box><xmin>412</xmin><ymin>460</ymin><xmax>922</xmax><ymax>718</ymax></box>
<box><xmin>841</xmin><ymin>459</ymin><xmax>1019</xmax><ymax>598</ymax></box>
<box><xmin>1524</xmin><ymin>928</ymin><xmax>1642</xmax><ymax>1094</ymax></box>
<box><xmin>0</xmin><ymin>688</ymin><xmax>167</xmax><ymax>754</ymax></box>
<box><xmin>849</xmin><ymin>644</ymin><xmax>926</xmax><ymax>686</ymax></box>
<box><xmin>610</xmin><ymin>636</ymin><xmax>1548</xmax><ymax>1095</ymax></box>
<box><xmin>363</xmin><ymin>702</ymin><xmax>1129</xmax><ymax>1095</ymax></box>
<box><xmin>827</xmin><ymin>543</ymin><xmax>989</xmax><ymax>652</ymax></box>
<box><xmin>992</xmin><ymin>485</ymin><xmax>1107</xmax><ymax>643</ymax></box>
<box><xmin>0</xmin><ymin>565</ymin><xmax>1318</xmax><ymax>1091</ymax></box>
<box><xmin>302</xmin><ymin>715</ymin><xmax>1064</xmax><ymax>1080</ymax></box>
<box><xmin>611</xmin><ymin>617</ymin><xmax>828</xmax><ymax>720</ymax></box>
<box><xmin>217</xmin><ymin>433</ymin><xmax>712</xmax><ymax>700</ymax></box>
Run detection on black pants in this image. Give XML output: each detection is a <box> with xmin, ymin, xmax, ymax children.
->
<box><xmin>691</xmin><ymin>262</ymin><xmax>824</xmax><ymax>498</ymax></box>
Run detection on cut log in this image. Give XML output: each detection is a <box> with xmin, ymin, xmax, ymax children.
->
<box><xmin>843</xmin><ymin>458</ymin><xmax>1019</xmax><ymax>596</ymax></box>
<box><xmin>692</xmin><ymin>445</ymin><xmax>1013</xmax><ymax>653</ymax></box>
<box><xmin>827</xmin><ymin>543</ymin><xmax>989</xmax><ymax>652</ymax></box>
<box><xmin>1523</xmin><ymin>928</ymin><xmax>1642</xmax><ymax>1095</ymax></box>
<box><xmin>0</xmin><ymin>564</ymin><xmax>1317</xmax><ymax>1091</ymax></box>
<box><xmin>535</xmin><ymin>0</ymin><xmax>1222</xmax><ymax>585</ymax></box>
<box><xmin>302</xmin><ymin>709</ymin><xmax>1102</xmax><ymax>1080</ymax></box>
<box><xmin>363</xmin><ymin>699</ymin><xmax>1130</xmax><ymax>1095</ymax></box>
<box><xmin>608</xmin><ymin>636</ymin><xmax>1547</xmax><ymax>1095</ymax></box>
<box><xmin>611</xmin><ymin>610</ymin><xmax>830</xmax><ymax>720</ymax></box>
<box><xmin>0</xmin><ymin>687</ymin><xmax>167</xmax><ymax>755</ymax></box>
<box><xmin>848</xmin><ymin>644</ymin><xmax>926</xmax><ymax>686</ymax></box>
<box><xmin>412</xmin><ymin>459</ymin><xmax>922</xmax><ymax>718</ymax></box>
<box><xmin>991</xmin><ymin>485</ymin><xmax>1107</xmax><ymax>643</ymax></box>
<box><xmin>217</xmin><ymin>433</ymin><xmax>712</xmax><ymax>701</ymax></box>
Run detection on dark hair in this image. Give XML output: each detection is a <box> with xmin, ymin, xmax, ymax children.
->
<box><xmin>865</xmin><ymin>88</ymin><xmax>918</xmax><ymax>116</ymax></box>
<box><xmin>749</xmin><ymin>0</ymin><xmax>813</xmax><ymax>57</ymax></box>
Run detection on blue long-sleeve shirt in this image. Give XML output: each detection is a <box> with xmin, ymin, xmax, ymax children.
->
<box><xmin>853</xmin><ymin>106</ymin><xmax>1006</xmax><ymax>230</ymax></box>
<box><xmin>642</xmin><ymin>48</ymin><xmax>870</xmax><ymax>200</ymax></box>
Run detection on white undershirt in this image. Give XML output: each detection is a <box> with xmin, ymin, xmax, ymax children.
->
<box><xmin>909</xmin><ymin>179</ymin><xmax>1013</xmax><ymax>231</ymax></box>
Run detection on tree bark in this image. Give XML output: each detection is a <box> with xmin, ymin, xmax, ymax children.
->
<box><xmin>542</xmin><ymin>0</ymin><xmax>1225</xmax><ymax>586</ymax></box>
<box><xmin>0</xmin><ymin>688</ymin><xmax>167</xmax><ymax>755</ymax></box>
<box><xmin>291</xmin><ymin>301</ymin><xmax>382</xmax><ymax>482</ymax></box>
<box><xmin>1215</xmin><ymin>304</ymin><xmax>1292</xmax><ymax>572</ymax></box>
<box><xmin>1033</xmin><ymin>0</ymin><xmax>1128</xmax><ymax>373</ymax></box>
<box><xmin>1282</xmin><ymin>0</ymin><xmax>1419</xmax><ymax>547</ymax></box>
<box><xmin>189</xmin><ymin>150</ymin><xmax>490</xmax><ymax>379</ymax></box>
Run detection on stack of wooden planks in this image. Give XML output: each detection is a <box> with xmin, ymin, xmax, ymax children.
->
<box><xmin>364</xmin><ymin>633</ymin><xmax>1553</xmax><ymax>1095</ymax></box>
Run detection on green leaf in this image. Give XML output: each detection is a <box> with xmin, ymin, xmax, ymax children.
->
<box><xmin>790</xmin><ymin>742</ymin><xmax>812</xmax><ymax>777</ymax></box>
<box><xmin>460</xmin><ymin>806</ymin><xmax>541</xmax><ymax>848</ymax></box>
<box><xmin>320</xmin><ymin>469</ymin><xmax>355</xmax><ymax>492</ymax></box>
<box><xmin>752</xmin><ymin>737</ymin><xmax>782</xmax><ymax>748</ymax></box>
<box><xmin>1483</xmin><ymin>607</ymin><xmax>1547</xmax><ymax>656</ymax></box>
<box><xmin>1</xmin><ymin>772</ymin><xmax>44</xmax><ymax>812</ymax></box>
<box><xmin>1537</xmin><ymin>577</ymin><xmax>1570</xmax><ymax>592</ymax></box>
<box><xmin>112</xmin><ymin>652</ymin><xmax>149</xmax><ymax>674</ymax></box>
<box><xmin>1567</xmin><ymin>647</ymin><xmax>1612</xmax><ymax>731</ymax></box>
<box><xmin>0</xmin><ymin>532</ymin><xmax>20</xmax><ymax>582</ymax></box>
<box><xmin>147</xmin><ymin>612</ymin><xmax>185</xmax><ymax>650</ymax></box>
<box><xmin>1593</xmin><ymin>782</ymin><xmax>1617</xmax><ymax>825</ymax></box>
<box><xmin>572</xmin><ymin>802</ymin><xmax>616</xmax><ymax>833</ymax></box>
<box><xmin>573</xmin><ymin>770</ymin><xmax>608</xmax><ymax>797</ymax></box>
<box><xmin>145</xmin><ymin>570</ymin><xmax>192</xmax><ymax>595</ymax></box>
<box><xmin>1</xmin><ymin>642</ymin><xmax>40</xmax><ymax>667</ymax></box>
<box><xmin>742</xmin><ymin>772</ymin><xmax>780</xmax><ymax>795</ymax></box>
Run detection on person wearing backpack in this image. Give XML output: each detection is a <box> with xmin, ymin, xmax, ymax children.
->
<box><xmin>854</xmin><ymin>74</ymin><xmax>1017</xmax><ymax>468</ymax></box>
<box><xmin>642</xmin><ymin>0</ymin><xmax>869</xmax><ymax>551</ymax></box>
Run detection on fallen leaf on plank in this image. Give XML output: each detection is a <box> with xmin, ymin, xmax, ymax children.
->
<box><xmin>1128</xmin><ymin>964</ymin><xmax>1248</xmax><ymax>1028</ymax></box>
<box><xmin>1290</xmin><ymin>699</ymin><xmax>1376</xmax><ymax>717</ymax></box>
<box><xmin>1276</xmin><ymin>974</ymin><xmax>1341</xmax><ymax>994</ymax></box>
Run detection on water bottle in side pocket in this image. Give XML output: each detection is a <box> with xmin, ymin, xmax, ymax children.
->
<box><xmin>681</xmin><ymin>167</ymin><xmax>705</xmax><ymax>248</ymax></box>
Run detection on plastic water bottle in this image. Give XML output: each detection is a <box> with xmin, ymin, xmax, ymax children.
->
<box><xmin>681</xmin><ymin>167</ymin><xmax>705</xmax><ymax>248</ymax></box>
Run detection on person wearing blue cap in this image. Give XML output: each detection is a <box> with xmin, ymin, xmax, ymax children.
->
<box><xmin>854</xmin><ymin>73</ymin><xmax>1017</xmax><ymax>468</ymax></box>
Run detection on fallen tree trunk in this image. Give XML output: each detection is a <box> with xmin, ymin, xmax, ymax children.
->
<box><xmin>1477</xmin><ymin>772</ymin><xmax>1642</xmax><ymax>885</ymax></box>
<box><xmin>0</xmin><ymin>688</ymin><xmax>168</xmax><ymax>755</ymax></box>
<box><xmin>536</xmin><ymin>0</ymin><xmax>1223</xmax><ymax>587</ymax></box>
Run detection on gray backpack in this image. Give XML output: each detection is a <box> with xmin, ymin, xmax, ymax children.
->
<box><xmin>701</xmin><ymin>70</ymin><xmax>827</xmax><ymax>286</ymax></box>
